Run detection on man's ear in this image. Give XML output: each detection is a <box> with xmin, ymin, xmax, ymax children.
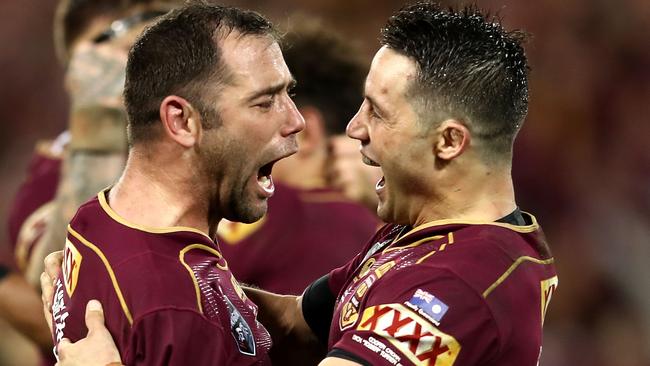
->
<box><xmin>296</xmin><ymin>106</ymin><xmax>326</xmax><ymax>156</ymax></box>
<box><xmin>434</xmin><ymin>119</ymin><xmax>471</xmax><ymax>161</ymax></box>
<box><xmin>159</xmin><ymin>95</ymin><xmax>201</xmax><ymax>147</ymax></box>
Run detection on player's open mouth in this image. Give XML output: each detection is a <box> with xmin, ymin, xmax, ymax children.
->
<box><xmin>376</xmin><ymin>176</ymin><xmax>386</xmax><ymax>190</ymax></box>
<box><xmin>257</xmin><ymin>161</ymin><xmax>275</xmax><ymax>195</ymax></box>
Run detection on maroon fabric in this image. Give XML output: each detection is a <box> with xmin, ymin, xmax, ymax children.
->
<box><xmin>7</xmin><ymin>148</ymin><xmax>61</xmax><ymax>265</ymax></box>
<box><xmin>219</xmin><ymin>183</ymin><xmax>379</xmax><ymax>295</ymax></box>
<box><xmin>7</xmin><ymin>143</ymin><xmax>62</xmax><ymax>366</ymax></box>
<box><xmin>50</xmin><ymin>191</ymin><xmax>272</xmax><ymax>365</ymax></box>
<box><xmin>328</xmin><ymin>214</ymin><xmax>558</xmax><ymax>366</ymax></box>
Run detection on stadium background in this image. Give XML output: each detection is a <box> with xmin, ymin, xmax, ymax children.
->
<box><xmin>0</xmin><ymin>0</ymin><xmax>648</xmax><ymax>365</ymax></box>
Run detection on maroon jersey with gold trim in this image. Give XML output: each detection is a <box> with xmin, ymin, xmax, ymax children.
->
<box><xmin>328</xmin><ymin>213</ymin><xmax>557</xmax><ymax>366</ymax></box>
<box><xmin>218</xmin><ymin>183</ymin><xmax>379</xmax><ymax>295</ymax></box>
<box><xmin>51</xmin><ymin>190</ymin><xmax>272</xmax><ymax>365</ymax></box>
<box><xmin>8</xmin><ymin>133</ymin><xmax>67</xmax><ymax>271</ymax></box>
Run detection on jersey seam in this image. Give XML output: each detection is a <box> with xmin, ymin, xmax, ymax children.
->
<box><xmin>372</xmin><ymin>264</ymin><xmax>504</xmax><ymax>361</ymax></box>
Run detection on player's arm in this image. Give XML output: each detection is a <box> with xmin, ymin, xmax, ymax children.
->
<box><xmin>319</xmin><ymin>357</ymin><xmax>364</xmax><ymax>366</ymax></box>
<box><xmin>0</xmin><ymin>265</ymin><xmax>52</xmax><ymax>352</ymax></box>
<box><xmin>243</xmin><ymin>286</ymin><xmax>327</xmax><ymax>365</ymax></box>
<box><xmin>23</xmin><ymin>41</ymin><xmax>129</xmax><ymax>286</ymax></box>
<box><xmin>26</xmin><ymin>145</ymin><xmax>125</xmax><ymax>285</ymax></box>
<box><xmin>243</xmin><ymin>274</ymin><xmax>339</xmax><ymax>364</ymax></box>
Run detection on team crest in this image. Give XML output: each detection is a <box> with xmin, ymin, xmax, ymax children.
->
<box><xmin>224</xmin><ymin>297</ymin><xmax>256</xmax><ymax>356</ymax></box>
<box><xmin>62</xmin><ymin>239</ymin><xmax>82</xmax><ymax>297</ymax></box>
<box><xmin>339</xmin><ymin>260</ymin><xmax>396</xmax><ymax>330</ymax></box>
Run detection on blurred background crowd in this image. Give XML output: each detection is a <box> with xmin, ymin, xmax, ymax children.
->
<box><xmin>0</xmin><ymin>0</ymin><xmax>648</xmax><ymax>365</ymax></box>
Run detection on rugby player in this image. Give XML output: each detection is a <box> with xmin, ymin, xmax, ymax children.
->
<box><xmin>42</xmin><ymin>2</ymin><xmax>558</xmax><ymax>365</ymax></box>
<box><xmin>218</xmin><ymin>17</ymin><xmax>379</xmax><ymax>295</ymax></box>
<box><xmin>47</xmin><ymin>3</ymin><xmax>304</xmax><ymax>365</ymax></box>
<box><xmin>2</xmin><ymin>0</ymin><xmax>175</xmax><ymax>361</ymax></box>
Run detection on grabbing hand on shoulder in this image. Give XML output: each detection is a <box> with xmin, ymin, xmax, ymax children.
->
<box><xmin>41</xmin><ymin>251</ymin><xmax>64</xmax><ymax>331</ymax></box>
<box><xmin>57</xmin><ymin>300</ymin><xmax>122</xmax><ymax>366</ymax></box>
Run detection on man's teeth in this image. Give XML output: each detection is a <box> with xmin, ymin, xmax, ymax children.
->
<box><xmin>258</xmin><ymin>175</ymin><xmax>274</xmax><ymax>192</ymax></box>
<box><xmin>376</xmin><ymin>176</ymin><xmax>386</xmax><ymax>189</ymax></box>
<box><xmin>362</xmin><ymin>155</ymin><xmax>380</xmax><ymax>167</ymax></box>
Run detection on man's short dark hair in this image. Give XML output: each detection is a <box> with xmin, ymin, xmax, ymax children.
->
<box><xmin>53</xmin><ymin>0</ymin><xmax>177</xmax><ymax>63</ymax></box>
<box><xmin>282</xmin><ymin>17</ymin><xmax>365</xmax><ymax>136</ymax></box>
<box><xmin>124</xmin><ymin>3</ymin><xmax>278</xmax><ymax>144</ymax></box>
<box><xmin>381</xmin><ymin>2</ymin><xmax>530</xmax><ymax>160</ymax></box>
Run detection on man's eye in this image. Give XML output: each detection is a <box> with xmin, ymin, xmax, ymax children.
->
<box><xmin>256</xmin><ymin>98</ymin><xmax>274</xmax><ymax>109</ymax></box>
<box><xmin>368</xmin><ymin>105</ymin><xmax>380</xmax><ymax>119</ymax></box>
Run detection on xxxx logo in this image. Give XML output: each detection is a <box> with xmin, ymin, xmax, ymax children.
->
<box><xmin>357</xmin><ymin>304</ymin><xmax>460</xmax><ymax>366</ymax></box>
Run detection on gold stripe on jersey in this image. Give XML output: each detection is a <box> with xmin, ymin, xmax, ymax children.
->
<box><xmin>398</xmin><ymin>212</ymin><xmax>539</xmax><ymax>244</ymax></box>
<box><xmin>179</xmin><ymin>244</ymin><xmax>229</xmax><ymax>314</ymax></box>
<box><xmin>98</xmin><ymin>190</ymin><xmax>212</xmax><ymax>241</ymax></box>
<box><xmin>67</xmin><ymin>226</ymin><xmax>133</xmax><ymax>325</ymax></box>
<box><xmin>482</xmin><ymin>256</ymin><xmax>555</xmax><ymax>298</ymax></box>
<box><xmin>383</xmin><ymin>234</ymin><xmax>446</xmax><ymax>255</ymax></box>
<box><xmin>415</xmin><ymin>233</ymin><xmax>455</xmax><ymax>264</ymax></box>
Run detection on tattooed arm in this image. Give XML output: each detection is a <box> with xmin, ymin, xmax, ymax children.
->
<box><xmin>23</xmin><ymin>42</ymin><xmax>129</xmax><ymax>287</ymax></box>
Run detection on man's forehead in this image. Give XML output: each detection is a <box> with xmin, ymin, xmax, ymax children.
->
<box><xmin>365</xmin><ymin>46</ymin><xmax>417</xmax><ymax>98</ymax></box>
<box><xmin>220</xmin><ymin>34</ymin><xmax>290</xmax><ymax>88</ymax></box>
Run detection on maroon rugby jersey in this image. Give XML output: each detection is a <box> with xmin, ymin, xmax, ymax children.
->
<box><xmin>327</xmin><ymin>213</ymin><xmax>557</xmax><ymax>366</ymax></box>
<box><xmin>218</xmin><ymin>183</ymin><xmax>379</xmax><ymax>295</ymax></box>
<box><xmin>51</xmin><ymin>190</ymin><xmax>272</xmax><ymax>365</ymax></box>
<box><xmin>8</xmin><ymin>133</ymin><xmax>68</xmax><ymax>271</ymax></box>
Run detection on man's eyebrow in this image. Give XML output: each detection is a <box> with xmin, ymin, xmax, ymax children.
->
<box><xmin>247</xmin><ymin>78</ymin><xmax>297</xmax><ymax>101</ymax></box>
<box><xmin>366</xmin><ymin>95</ymin><xmax>387</xmax><ymax>117</ymax></box>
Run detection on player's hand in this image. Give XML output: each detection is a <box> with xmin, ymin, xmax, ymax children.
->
<box><xmin>56</xmin><ymin>300</ymin><xmax>123</xmax><ymax>366</ymax></box>
<box><xmin>65</xmin><ymin>41</ymin><xmax>128</xmax><ymax>112</ymax></box>
<box><xmin>41</xmin><ymin>251</ymin><xmax>63</xmax><ymax>332</ymax></box>
<box><xmin>326</xmin><ymin>135</ymin><xmax>381</xmax><ymax>212</ymax></box>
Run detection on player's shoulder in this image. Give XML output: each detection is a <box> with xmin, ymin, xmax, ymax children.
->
<box><xmin>382</xmin><ymin>214</ymin><xmax>552</xmax><ymax>298</ymax></box>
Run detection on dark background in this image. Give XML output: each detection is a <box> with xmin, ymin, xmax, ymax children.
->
<box><xmin>1</xmin><ymin>0</ymin><xmax>648</xmax><ymax>364</ymax></box>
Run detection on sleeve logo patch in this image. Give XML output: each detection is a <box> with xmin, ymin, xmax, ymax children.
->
<box><xmin>405</xmin><ymin>289</ymin><xmax>449</xmax><ymax>326</ymax></box>
<box><xmin>540</xmin><ymin>276</ymin><xmax>558</xmax><ymax>324</ymax></box>
<box><xmin>62</xmin><ymin>239</ymin><xmax>82</xmax><ymax>297</ymax></box>
<box><xmin>357</xmin><ymin>304</ymin><xmax>460</xmax><ymax>366</ymax></box>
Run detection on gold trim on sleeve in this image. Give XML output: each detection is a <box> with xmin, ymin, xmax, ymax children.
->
<box><xmin>178</xmin><ymin>244</ymin><xmax>229</xmax><ymax>314</ymax></box>
<box><xmin>67</xmin><ymin>226</ymin><xmax>133</xmax><ymax>325</ymax></box>
<box><xmin>482</xmin><ymin>256</ymin><xmax>555</xmax><ymax>298</ymax></box>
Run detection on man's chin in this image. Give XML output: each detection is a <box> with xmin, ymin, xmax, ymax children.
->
<box><xmin>227</xmin><ymin>200</ymin><xmax>267</xmax><ymax>224</ymax></box>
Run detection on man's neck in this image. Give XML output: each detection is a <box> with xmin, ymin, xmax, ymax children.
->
<box><xmin>412</xmin><ymin>163</ymin><xmax>517</xmax><ymax>227</ymax></box>
<box><xmin>107</xmin><ymin>148</ymin><xmax>215</xmax><ymax>237</ymax></box>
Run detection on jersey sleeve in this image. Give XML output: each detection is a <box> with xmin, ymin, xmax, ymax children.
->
<box><xmin>329</xmin><ymin>267</ymin><xmax>500</xmax><ymax>366</ymax></box>
<box><xmin>124</xmin><ymin>308</ymin><xmax>227</xmax><ymax>366</ymax></box>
